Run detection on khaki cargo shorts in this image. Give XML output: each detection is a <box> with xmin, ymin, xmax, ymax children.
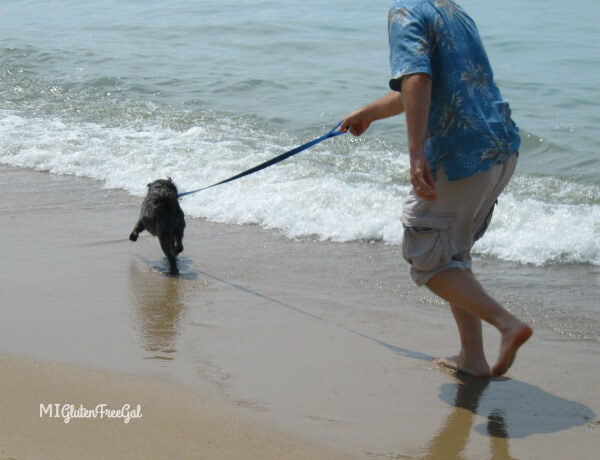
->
<box><xmin>401</xmin><ymin>154</ymin><xmax>517</xmax><ymax>286</ymax></box>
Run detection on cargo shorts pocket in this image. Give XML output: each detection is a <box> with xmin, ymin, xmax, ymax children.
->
<box><xmin>401</xmin><ymin>213</ymin><xmax>455</xmax><ymax>272</ymax></box>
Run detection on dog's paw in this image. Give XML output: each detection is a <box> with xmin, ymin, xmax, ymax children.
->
<box><xmin>176</xmin><ymin>245</ymin><xmax>184</xmax><ymax>254</ymax></box>
<box><xmin>129</xmin><ymin>232</ymin><xmax>138</xmax><ymax>242</ymax></box>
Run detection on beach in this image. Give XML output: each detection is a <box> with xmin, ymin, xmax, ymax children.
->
<box><xmin>1</xmin><ymin>165</ymin><xmax>598</xmax><ymax>458</ymax></box>
<box><xmin>1</xmin><ymin>0</ymin><xmax>600</xmax><ymax>455</ymax></box>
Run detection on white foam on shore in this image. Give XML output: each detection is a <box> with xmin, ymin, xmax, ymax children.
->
<box><xmin>1</xmin><ymin>110</ymin><xmax>598</xmax><ymax>266</ymax></box>
<box><xmin>475</xmin><ymin>192</ymin><xmax>600</xmax><ymax>265</ymax></box>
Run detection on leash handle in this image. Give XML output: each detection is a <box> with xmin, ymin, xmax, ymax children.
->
<box><xmin>178</xmin><ymin>121</ymin><xmax>345</xmax><ymax>198</ymax></box>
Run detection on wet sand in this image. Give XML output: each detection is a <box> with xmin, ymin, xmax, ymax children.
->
<box><xmin>1</xmin><ymin>165</ymin><xmax>599</xmax><ymax>458</ymax></box>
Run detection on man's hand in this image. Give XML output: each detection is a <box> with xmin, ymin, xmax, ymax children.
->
<box><xmin>410</xmin><ymin>150</ymin><xmax>437</xmax><ymax>201</ymax></box>
<box><xmin>340</xmin><ymin>91</ymin><xmax>404</xmax><ymax>137</ymax></box>
<box><xmin>341</xmin><ymin>108</ymin><xmax>373</xmax><ymax>137</ymax></box>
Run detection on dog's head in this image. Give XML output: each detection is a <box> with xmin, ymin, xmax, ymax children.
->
<box><xmin>147</xmin><ymin>177</ymin><xmax>178</xmax><ymax>193</ymax></box>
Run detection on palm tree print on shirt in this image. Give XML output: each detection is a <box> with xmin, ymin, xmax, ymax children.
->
<box><xmin>389</xmin><ymin>7</ymin><xmax>411</xmax><ymax>27</ymax></box>
<box><xmin>433</xmin><ymin>15</ymin><xmax>456</xmax><ymax>51</ymax></box>
<box><xmin>439</xmin><ymin>92</ymin><xmax>474</xmax><ymax>136</ymax></box>
<box><xmin>480</xmin><ymin>136</ymin><xmax>515</xmax><ymax>163</ymax></box>
<box><xmin>461</xmin><ymin>62</ymin><xmax>491</xmax><ymax>97</ymax></box>
<box><xmin>500</xmin><ymin>103</ymin><xmax>513</xmax><ymax>127</ymax></box>
<box><xmin>425</xmin><ymin>129</ymin><xmax>434</xmax><ymax>148</ymax></box>
<box><xmin>434</xmin><ymin>0</ymin><xmax>466</xmax><ymax>21</ymax></box>
<box><xmin>414</xmin><ymin>26</ymin><xmax>435</xmax><ymax>56</ymax></box>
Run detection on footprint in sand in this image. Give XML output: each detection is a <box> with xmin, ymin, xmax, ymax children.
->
<box><xmin>305</xmin><ymin>415</ymin><xmax>347</xmax><ymax>424</ymax></box>
<box><xmin>236</xmin><ymin>399</ymin><xmax>269</xmax><ymax>412</ymax></box>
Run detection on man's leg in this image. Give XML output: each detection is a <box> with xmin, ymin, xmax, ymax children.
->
<box><xmin>427</xmin><ymin>268</ymin><xmax>532</xmax><ymax>377</ymax></box>
<box><xmin>433</xmin><ymin>302</ymin><xmax>491</xmax><ymax>378</ymax></box>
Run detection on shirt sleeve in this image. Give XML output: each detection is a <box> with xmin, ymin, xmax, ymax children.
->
<box><xmin>388</xmin><ymin>3</ymin><xmax>433</xmax><ymax>92</ymax></box>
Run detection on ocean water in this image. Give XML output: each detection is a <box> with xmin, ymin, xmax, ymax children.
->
<box><xmin>1</xmin><ymin>0</ymin><xmax>599</xmax><ymax>331</ymax></box>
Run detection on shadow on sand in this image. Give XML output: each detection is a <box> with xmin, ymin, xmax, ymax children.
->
<box><xmin>438</xmin><ymin>373</ymin><xmax>595</xmax><ymax>438</ymax></box>
<box><xmin>422</xmin><ymin>373</ymin><xmax>596</xmax><ymax>458</ymax></box>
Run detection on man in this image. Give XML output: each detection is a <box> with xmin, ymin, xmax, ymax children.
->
<box><xmin>341</xmin><ymin>0</ymin><xmax>532</xmax><ymax>378</ymax></box>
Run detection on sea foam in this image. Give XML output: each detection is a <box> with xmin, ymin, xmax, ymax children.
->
<box><xmin>1</xmin><ymin>109</ymin><xmax>598</xmax><ymax>266</ymax></box>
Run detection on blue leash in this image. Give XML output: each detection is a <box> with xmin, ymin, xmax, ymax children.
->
<box><xmin>178</xmin><ymin>121</ymin><xmax>345</xmax><ymax>198</ymax></box>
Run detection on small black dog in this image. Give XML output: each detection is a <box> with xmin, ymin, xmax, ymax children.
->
<box><xmin>129</xmin><ymin>178</ymin><xmax>185</xmax><ymax>275</ymax></box>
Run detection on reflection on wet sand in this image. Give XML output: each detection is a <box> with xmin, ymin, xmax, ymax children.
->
<box><xmin>424</xmin><ymin>377</ymin><xmax>512</xmax><ymax>459</ymax></box>
<box><xmin>424</xmin><ymin>372</ymin><xmax>595</xmax><ymax>459</ymax></box>
<box><xmin>487</xmin><ymin>408</ymin><xmax>511</xmax><ymax>459</ymax></box>
<box><xmin>128</xmin><ymin>258</ymin><xmax>199</xmax><ymax>360</ymax></box>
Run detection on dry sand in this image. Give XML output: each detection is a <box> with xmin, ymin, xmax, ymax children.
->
<box><xmin>1</xmin><ymin>165</ymin><xmax>599</xmax><ymax>458</ymax></box>
<box><xmin>0</xmin><ymin>353</ymin><xmax>344</xmax><ymax>459</ymax></box>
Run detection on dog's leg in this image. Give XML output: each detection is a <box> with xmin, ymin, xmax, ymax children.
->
<box><xmin>175</xmin><ymin>227</ymin><xmax>184</xmax><ymax>254</ymax></box>
<box><xmin>129</xmin><ymin>219</ymin><xmax>145</xmax><ymax>242</ymax></box>
<box><xmin>159</xmin><ymin>233</ymin><xmax>179</xmax><ymax>275</ymax></box>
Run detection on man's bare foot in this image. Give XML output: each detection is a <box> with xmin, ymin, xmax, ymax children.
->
<box><xmin>432</xmin><ymin>354</ymin><xmax>492</xmax><ymax>379</ymax></box>
<box><xmin>492</xmin><ymin>322</ymin><xmax>533</xmax><ymax>377</ymax></box>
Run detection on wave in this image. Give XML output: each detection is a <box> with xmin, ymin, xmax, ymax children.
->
<box><xmin>1</xmin><ymin>108</ymin><xmax>598</xmax><ymax>266</ymax></box>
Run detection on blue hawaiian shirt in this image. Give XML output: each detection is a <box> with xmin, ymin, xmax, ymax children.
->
<box><xmin>388</xmin><ymin>0</ymin><xmax>520</xmax><ymax>181</ymax></box>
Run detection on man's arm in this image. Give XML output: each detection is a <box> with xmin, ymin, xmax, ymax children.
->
<box><xmin>402</xmin><ymin>73</ymin><xmax>437</xmax><ymax>201</ymax></box>
<box><xmin>341</xmin><ymin>91</ymin><xmax>404</xmax><ymax>136</ymax></box>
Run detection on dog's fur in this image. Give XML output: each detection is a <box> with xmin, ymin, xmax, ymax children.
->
<box><xmin>129</xmin><ymin>178</ymin><xmax>185</xmax><ymax>274</ymax></box>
